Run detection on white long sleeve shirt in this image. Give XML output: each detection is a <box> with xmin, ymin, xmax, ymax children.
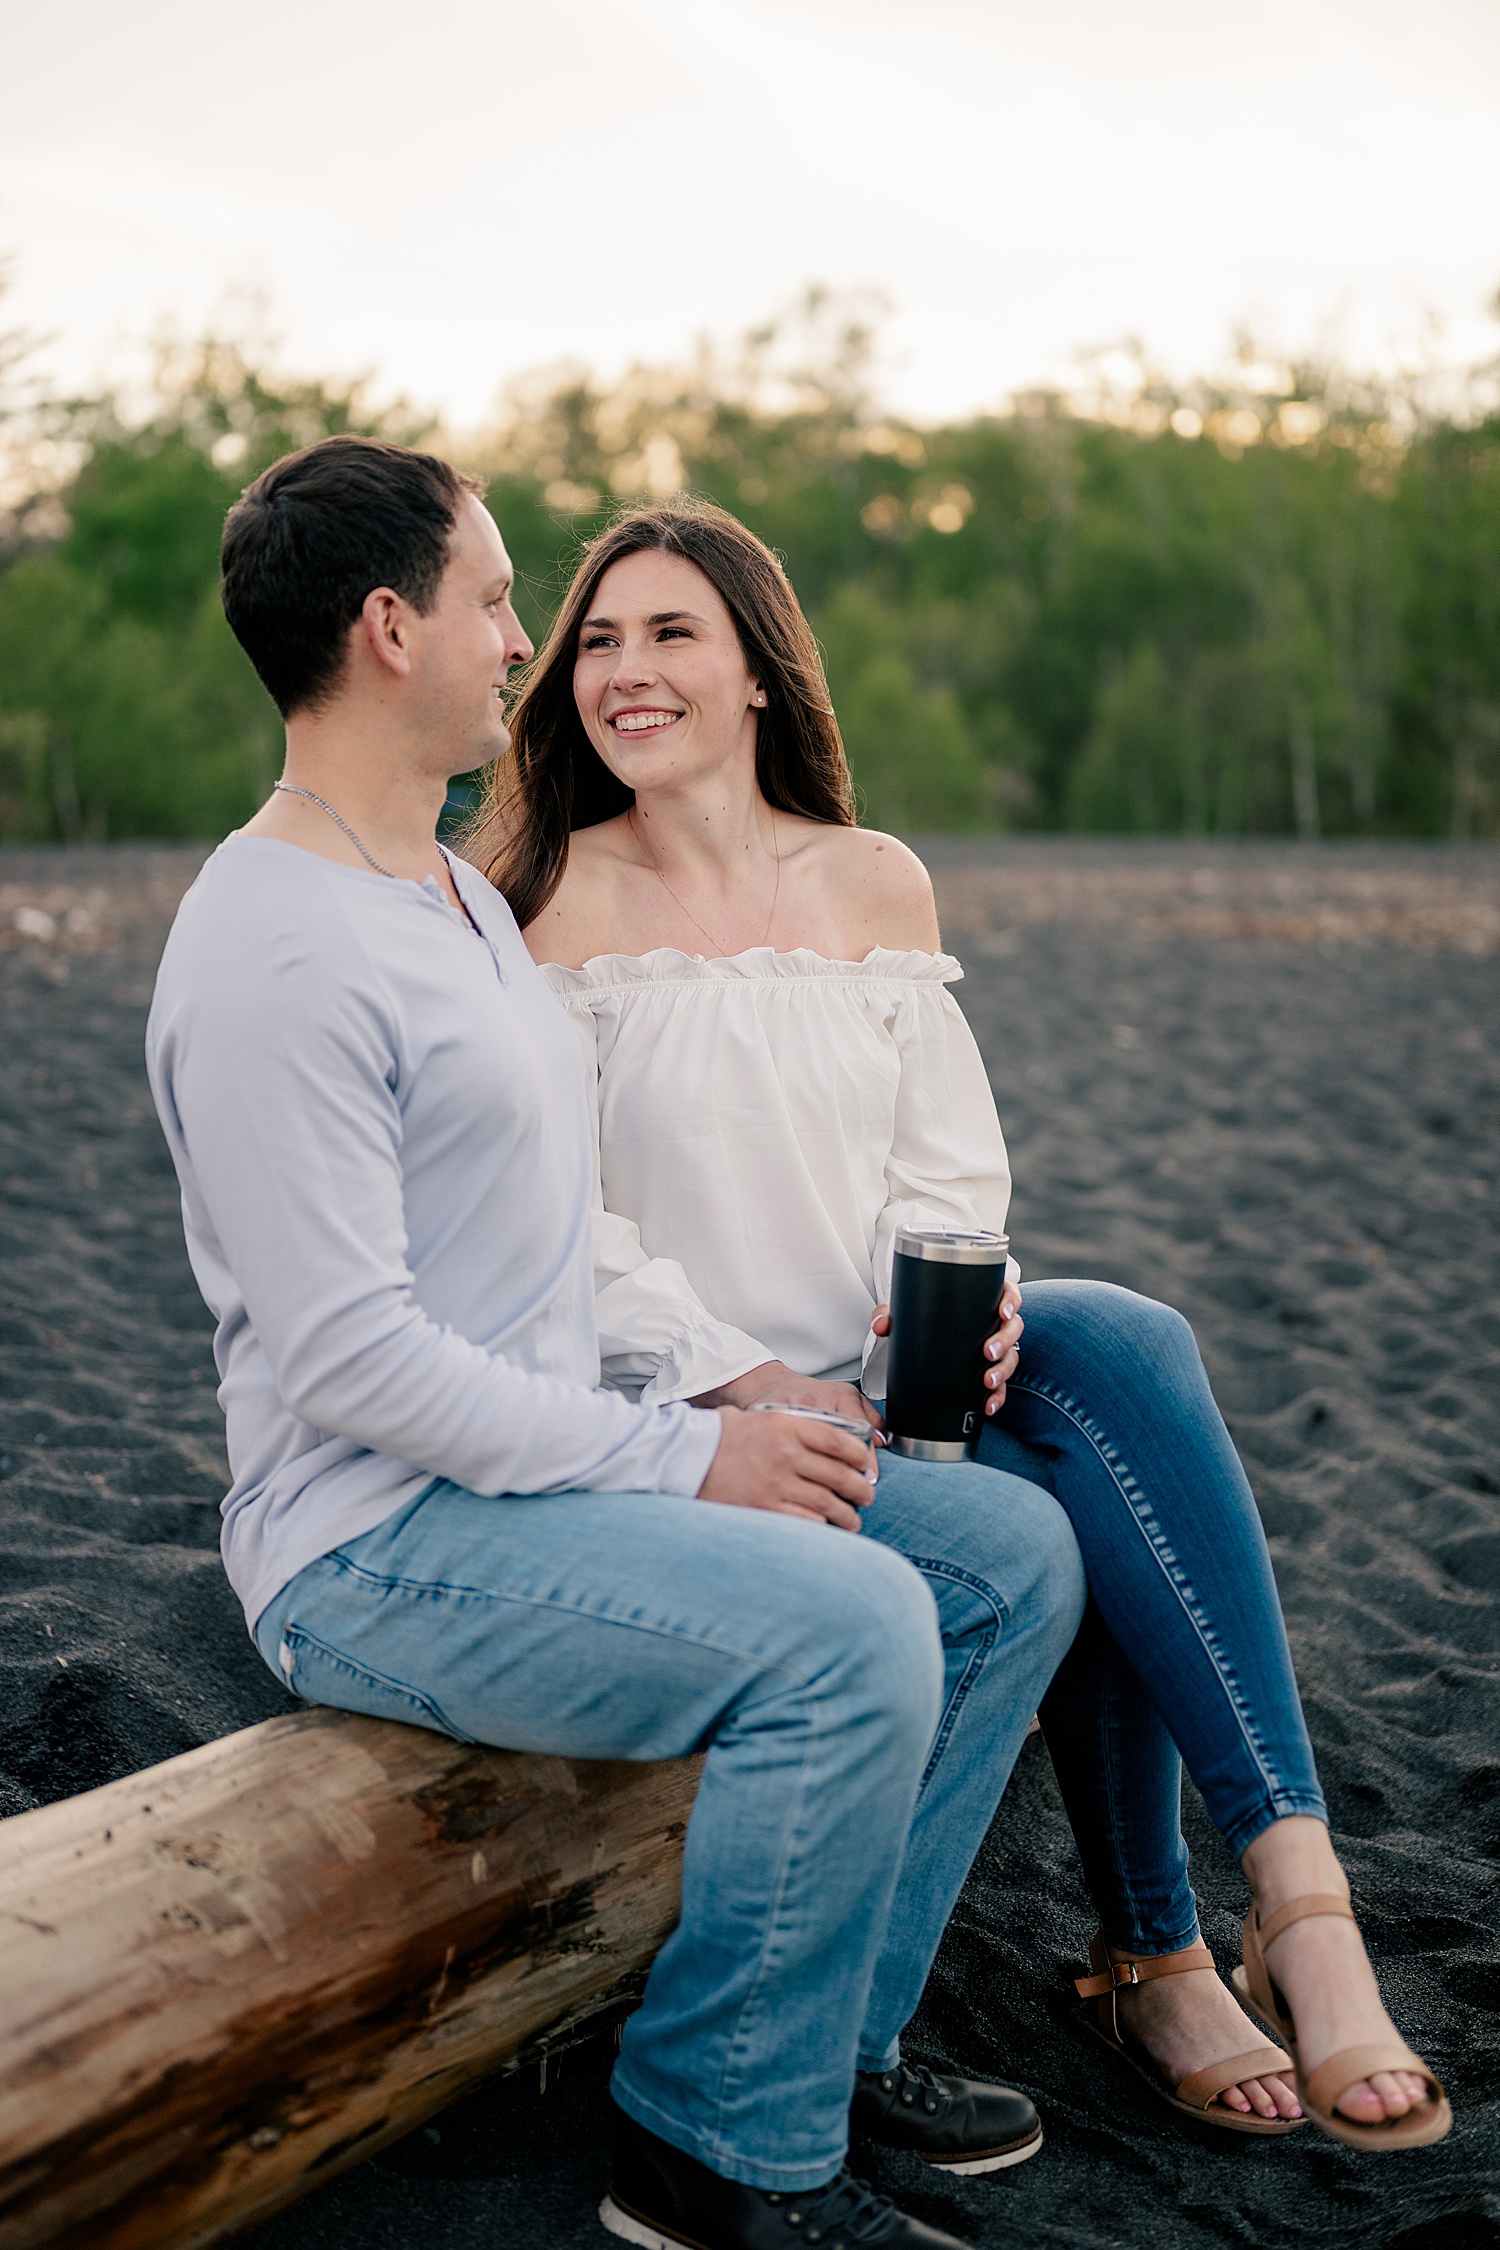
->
<box><xmin>539</xmin><ymin>946</ymin><xmax>1013</xmax><ymax>1403</ymax></box>
<box><xmin>147</xmin><ymin>838</ymin><xmax>722</xmax><ymax>1633</ymax></box>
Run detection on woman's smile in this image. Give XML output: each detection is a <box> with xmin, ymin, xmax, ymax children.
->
<box><xmin>609</xmin><ymin>706</ymin><xmax>683</xmax><ymax>736</ymax></box>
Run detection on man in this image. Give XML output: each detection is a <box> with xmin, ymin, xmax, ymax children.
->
<box><xmin>147</xmin><ymin>435</ymin><xmax>1085</xmax><ymax>2250</ymax></box>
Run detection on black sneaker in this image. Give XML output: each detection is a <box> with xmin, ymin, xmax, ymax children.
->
<box><xmin>601</xmin><ymin>2108</ymin><xmax>974</xmax><ymax>2250</ymax></box>
<box><xmin>850</xmin><ymin>2062</ymin><xmax>1043</xmax><ymax>2175</ymax></box>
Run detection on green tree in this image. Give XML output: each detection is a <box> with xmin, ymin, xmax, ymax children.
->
<box><xmin>815</xmin><ymin>586</ymin><xmax>991</xmax><ymax>829</ymax></box>
<box><xmin>0</xmin><ymin>334</ymin><xmax>421</xmax><ymax>838</ymax></box>
<box><xmin>3</xmin><ymin>300</ymin><xmax>1500</xmax><ymax>842</ymax></box>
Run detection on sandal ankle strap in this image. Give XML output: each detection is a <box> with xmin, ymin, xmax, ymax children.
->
<box><xmin>1075</xmin><ymin>1937</ymin><xmax>1216</xmax><ymax>1999</ymax></box>
<box><xmin>1255</xmin><ymin>1892</ymin><xmax>1355</xmax><ymax>1950</ymax></box>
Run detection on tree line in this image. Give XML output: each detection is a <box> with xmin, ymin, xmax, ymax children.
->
<box><xmin>1</xmin><ymin>298</ymin><xmax>1497</xmax><ymax>842</ymax></box>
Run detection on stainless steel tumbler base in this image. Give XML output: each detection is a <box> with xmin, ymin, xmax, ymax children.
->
<box><xmin>891</xmin><ymin>1436</ymin><xmax>974</xmax><ymax>1461</ymax></box>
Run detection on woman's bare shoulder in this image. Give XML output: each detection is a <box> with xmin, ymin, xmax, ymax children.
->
<box><xmin>522</xmin><ymin>817</ymin><xmax>637</xmax><ymax>968</ymax></box>
<box><xmin>801</xmin><ymin>825</ymin><xmax>942</xmax><ymax>952</ymax></box>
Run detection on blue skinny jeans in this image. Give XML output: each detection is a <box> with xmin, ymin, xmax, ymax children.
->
<box><xmin>974</xmin><ymin>1278</ymin><xmax>1328</xmax><ymax>1954</ymax></box>
<box><xmin>254</xmin><ymin>1452</ymin><xmax>1084</xmax><ymax>2191</ymax></box>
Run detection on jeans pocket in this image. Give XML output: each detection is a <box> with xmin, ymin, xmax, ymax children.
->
<box><xmin>279</xmin><ymin>1623</ymin><xmax>474</xmax><ymax>1742</ymax></box>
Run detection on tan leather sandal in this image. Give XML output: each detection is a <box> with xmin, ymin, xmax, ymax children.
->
<box><xmin>1075</xmin><ymin>1932</ymin><xmax>1305</xmax><ymax>2135</ymax></box>
<box><xmin>1232</xmin><ymin>1892</ymin><xmax>1451</xmax><ymax>2149</ymax></box>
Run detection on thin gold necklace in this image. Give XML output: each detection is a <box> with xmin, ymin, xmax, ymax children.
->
<box><xmin>630</xmin><ymin>807</ymin><xmax>781</xmax><ymax>957</ymax></box>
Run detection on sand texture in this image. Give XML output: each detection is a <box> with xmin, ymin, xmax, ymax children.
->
<box><xmin>1</xmin><ymin>839</ymin><xmax>1496</xmax><ymax>2249</ymax></box>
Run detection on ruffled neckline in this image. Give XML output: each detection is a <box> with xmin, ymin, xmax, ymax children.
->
<box><xmin>539</xmin><ymin>945</ymin><xmax>963</xmax><ymax>994</ymax></box>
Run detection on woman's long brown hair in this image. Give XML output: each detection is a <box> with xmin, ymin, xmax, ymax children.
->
<box><xmin>464</xmin><ymin>497</ymin><xmax>855</xmax><ymax>929</ymax></box>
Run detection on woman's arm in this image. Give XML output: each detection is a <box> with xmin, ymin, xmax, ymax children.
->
<box><xmin>593</xmin><ymin>1204</ymin><xmax>779</xmax><ymax>1403</ymax></box>
<box><xmin>860</xmin><ymin>975</ymin><xmax>1018</xmax><ymax>1400</ymax></box>
<box><xmin>695</xmin><ymin>1358</ymin><xmax>883</xmax><ymax>1431</ymax></box>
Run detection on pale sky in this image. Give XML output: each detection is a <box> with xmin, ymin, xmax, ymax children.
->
<box><xmin>2</xmin><ymin>0</ymin><xmax>1499</xmax><ymax>425</ymax></box>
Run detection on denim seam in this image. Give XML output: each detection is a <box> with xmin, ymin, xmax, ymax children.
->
<box><xmin>1087</xmin><ymin>1640</ymin><xmax>1200</xmax><ymax>1956</ymax></box>
<box><xmin>1008</xmin><ymin>1372</ymin><xmax>1288</xmax><ymax>1815</ymax></box>
<box><xmin>704</xmin><ymin>1675</ymin><xmax>842</xmax><ymax>2175</ymax></box>
<box><xmin>901</xmin><ymin>1555</ymin><xmax>1006</xmax><ymax>1793</ymax></box>
<box><xmin>315</xmin><ymin>1548</ymin><xmax>829</xmax><ymax>1698</ymax></box>
<box><xmin>1098</xmin><ymin>1640</ymin><xmax>1131</xmax><ymax>1941</ymax></box>
<box><xmin>1221</xmin><ymin>1792</ymin><xmax>1329</xmax><ymax>1862</ymax></box>
<box><xmin>282</xmin><ymin>1621</ymin><xmax>474</xmax><ymax>1742</ymax></box>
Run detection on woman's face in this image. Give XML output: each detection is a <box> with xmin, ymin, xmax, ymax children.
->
<box><xmin>573</xmin><ymin>549</ymin><xmax>762</xmax><ymax>797</ymax></box>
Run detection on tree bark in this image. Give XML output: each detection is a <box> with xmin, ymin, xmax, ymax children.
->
<box><xmin>0</xmin><ymin>1708</ymin><xmax>700</xmax><ymax>2250</ymax></box>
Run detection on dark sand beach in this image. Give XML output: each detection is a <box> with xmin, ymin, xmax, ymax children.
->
<box><xmin>2</xmin><ymin>838</ymin><xmax>1497</xmax><ymax>2250</ymax></box>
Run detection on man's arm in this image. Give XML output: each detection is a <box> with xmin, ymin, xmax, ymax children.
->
<box><xmin>151</xmin><ymin>933</ymin><xmax>721</xmax><ymax>1502</ymax></box>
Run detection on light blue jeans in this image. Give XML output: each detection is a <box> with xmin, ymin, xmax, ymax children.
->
<box><xmin>254</xmin><ymin>1453</ymin><xmax>1084</xmax><ymax>2190</ymax></box>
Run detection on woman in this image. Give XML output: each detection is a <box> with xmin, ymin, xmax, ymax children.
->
<box><xmin>465</xmin><ymin>498</ymin><xmax>1447</xmax><ymax>2150</ymax></box>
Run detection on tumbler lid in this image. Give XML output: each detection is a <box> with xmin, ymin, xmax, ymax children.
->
<box><xmin>893</xmin><ymin>1227</ymin><xmax>1009</xmax><ymax>1267</ymax></box>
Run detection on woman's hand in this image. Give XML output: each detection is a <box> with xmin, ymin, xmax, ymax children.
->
<box><xmin>698</xmin><ymin>1406</ymin><xmax>877</xmax><ymax>1531</ymax></box>
<box><xmin>695</xmin><ymin>1359</ymin><xmax>884</xmax><ymax>1436</ymax></box>
<box><xmin>869</xmin><ymin>1284</ymin><xmax>1024</xmax><ymax>1416</ymax></box>
<box><xmin>980</xmin><ymin>1286</ymin><xmax>1024</xmax><ymax>1413</ymax></box>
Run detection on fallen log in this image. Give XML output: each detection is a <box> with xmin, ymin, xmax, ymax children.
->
<box><xmin>0</xmin><ymin>1707</ymin><xmax>701</xmax><ymax>2250</ymax></box>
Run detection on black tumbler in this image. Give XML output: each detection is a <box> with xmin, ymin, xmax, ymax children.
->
<box><xmin>885</xmin><ymin>1226</ymin><xmax>1010</xmax><ymax>1460</ymax></box>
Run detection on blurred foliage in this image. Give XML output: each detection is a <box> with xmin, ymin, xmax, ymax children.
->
<box><xmin>2</xmin><ymin>289</ymin><xmax>1499</xmax><ymax>841</ymax></box>
<box><xmin>0</xmin><ymin>324</ymin><xmax>429</xmax><ymax>842</ymax></box>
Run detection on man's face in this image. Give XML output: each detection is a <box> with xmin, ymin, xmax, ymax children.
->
<box><xmin>407</xmin><ymin>495</ymin><xmax>533</xmax><ymax>772</ymax></box>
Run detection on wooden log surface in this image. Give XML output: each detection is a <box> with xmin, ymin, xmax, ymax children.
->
<box><xmin>0</xmin><ymin>1708</ymin><xmax>701</xmax><ymax>2250</ymax></box>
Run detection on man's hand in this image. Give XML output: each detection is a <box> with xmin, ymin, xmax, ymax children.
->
<box><xmin>695</xmin><ymin>1358</ymin><xmax>883</xmax><ymax>1435</ymax></box>
<box><xmin>870</xmin><ymin>1284</ymin><xmax>1023</xmax><ymax>1416</ymax></box>
<box><xmin>698</xmin><ymin>1406</ymin><xmax>877</xmax><ymax>1531</ymax></box>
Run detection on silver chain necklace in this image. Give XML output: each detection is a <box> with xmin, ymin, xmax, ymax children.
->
<box><xmin>629</xmin><ymin>807</ymin><xmax>780</xmax><ymax>957</ymax></box>
<box><xmin>274</xmin><ymin>781</ymin><xmax>395</xmax><ymax>877</ymax></box>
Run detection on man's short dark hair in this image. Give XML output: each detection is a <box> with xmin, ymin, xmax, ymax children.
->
<box><xmin>221</xmin><ymin>436</ymin><xmax>485</xmax><ymax>717</ymax></box>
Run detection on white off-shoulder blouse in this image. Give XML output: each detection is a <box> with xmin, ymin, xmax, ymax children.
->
<box><xmin>540</xmin><ymin>946</ymin><xmax>1013</xmax><ymax>1404</ymax></box>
